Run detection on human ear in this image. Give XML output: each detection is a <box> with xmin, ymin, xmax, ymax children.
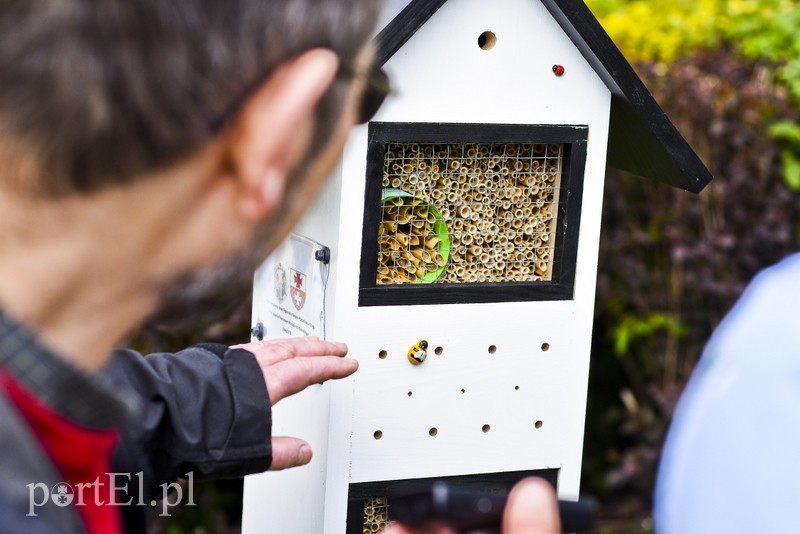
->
<box><xmin>226</xmin><ymin>49</ymin><xmax>340</xmax><ymax>221</ymax></box>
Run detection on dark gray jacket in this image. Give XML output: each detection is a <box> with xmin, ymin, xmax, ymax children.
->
<box><xmin>0</xmin><ymin>344</ymin><xmax>271</xmax><ymax>534</ymax></box>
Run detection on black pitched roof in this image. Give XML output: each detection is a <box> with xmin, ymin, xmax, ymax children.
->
<box><xmin>374</xmin><ymin>0</ymin><xmax>713</xmax><ymax>193</ymax></box>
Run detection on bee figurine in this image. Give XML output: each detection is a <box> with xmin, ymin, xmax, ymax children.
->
<box><xmin>407</xmin><ymin>339</ymin><xmax>429</xmax><ymax>365</ymax></box>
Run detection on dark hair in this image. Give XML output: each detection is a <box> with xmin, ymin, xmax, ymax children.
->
<box><xmin>0</xmin><ymin>0</ymin><xmax>381</xmax><ymax>196</ymax></box>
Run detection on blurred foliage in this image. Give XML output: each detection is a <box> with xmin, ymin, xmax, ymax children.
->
<box><xmin>587</xmin><ymin>0</ymin><xmax>800</xmax><ymax>192</ymax></box>
<box><xmin>584</xmin><ymin>47</ymin><xmax>800</xmax><ymax>529</ymax></box>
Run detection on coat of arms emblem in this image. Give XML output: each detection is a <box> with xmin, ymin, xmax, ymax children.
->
<box><xmin>290</xmin><ymin>269</ymin><xmax>306</xmax><ymax>310</ymax></box>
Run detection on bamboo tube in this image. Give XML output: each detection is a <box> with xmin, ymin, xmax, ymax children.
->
<box><xmin>461</xmin><ymin>232</ymin><xmax>473</xmax><ymax>245</ymax></box>
<box><xmin>536</xmin><ymin>260</ymin><xmax>548</xmax><ymax>274</ymax></box>
<box><xmin>458</xmin><ymin>205</ymin><xmax>472</xmax><ymax>219</ymax></box>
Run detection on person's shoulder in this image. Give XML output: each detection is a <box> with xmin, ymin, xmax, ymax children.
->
<box><xmin>701</xmin><ymin>252</ymin><xmax>800</xmax><ymax>365</ymax></box>
<box><xmin>655</xmin><ymin>253</ymin><xmax>800</xmax><ymax>534</ymax></box>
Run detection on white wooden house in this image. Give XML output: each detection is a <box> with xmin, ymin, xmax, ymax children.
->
<box><xmin>242</xmin><ymin>0</ymin><xmax>711</xmax><ymax>532</ymax></box>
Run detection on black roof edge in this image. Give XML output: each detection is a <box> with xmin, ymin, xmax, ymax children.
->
<box><xmin>374</xmin><ymin>0</ymin><xmax>713</xmax><ymax>193</ymax></box>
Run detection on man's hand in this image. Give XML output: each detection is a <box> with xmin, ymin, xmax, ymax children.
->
<box><xmin>383</xmin><ymin>478</ymin><xmax>560</xmax><ymax>534</ymax></box>
<box><xmin>231</xmin><ymin>336</ymin><xmax>358</xmax><ymax>471</ymax></box>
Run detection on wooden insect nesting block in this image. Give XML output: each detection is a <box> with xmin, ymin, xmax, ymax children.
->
<box><xmin>377</xmin><ymin>141</ymin><xmax>563</xmax><ymax>286</ymax></box>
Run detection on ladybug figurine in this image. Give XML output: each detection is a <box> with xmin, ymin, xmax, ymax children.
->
<box><xmin>408</xmin><ymin>339</ymin><xmax>429</xmax><ymax>365</ymax></box>
<box><xmin>552</xmin><ymin>64</ymin><xmax>565</xmax><ymax>76</ymax></box>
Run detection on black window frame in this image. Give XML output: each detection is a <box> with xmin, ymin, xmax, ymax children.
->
<box><xmin>358</xmin><ymin>122</ymin><xmax>588</xmax><ymax>307</ymax></box>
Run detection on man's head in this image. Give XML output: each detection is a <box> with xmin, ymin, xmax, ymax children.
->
<box><xmin>0</xmin><ymin>0</ymin><xmax>380</xmax><ymax>196</ymax></box>
<box><xmin>0</xmin><ymin>0</ymin><xmax>382</xmax><ymax>368</ymax></box>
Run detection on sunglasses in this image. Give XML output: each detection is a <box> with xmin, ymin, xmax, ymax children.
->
<box><xmin>339</xmin><ymin>61</ymin><xmax>392</xmax><ymax>124</ymax></box>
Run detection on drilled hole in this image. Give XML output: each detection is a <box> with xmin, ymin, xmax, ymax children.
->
<box><xmin>478</xmin><ymin>31</ymin><xmax>497</xmax><ymax>51</ymax></box>
<box><xmin>535</xmin><ymin>420</ymin><xmax>543</xmax><ymax>429</ymax></box>
<box><xmin>378</xmin><ymin>350</ymin><xmax>388</xmax><ymax>359</ymax></box>
<box><xmin>482</xmin><ymin>424</ymin><xmax>491</xmax><ymax>433</ymax></box>
<box><xmin>541</xmin><ymin>343</ymin><xmax>550</xmax><ymax>352</ymax></box>
<box><xmin>488</xmin><ymin>345</ymin><xmax>497</xmax><ymax>354</ymax></box>
<box><xmin>434</xmin><ymin>346</ymin><xmax>443</xmax><ymax>356</ymax></box>
<box><xmin>429</xmin><ymin>427</ymin><xmax>438</xmax><ymax>437</ymax></box>
<box><xmin>374</xmin><ymin>430</ymin><xmax>383</xmax><ymax>440</ymax></box>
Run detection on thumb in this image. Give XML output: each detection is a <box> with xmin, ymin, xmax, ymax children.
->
<box><xmin>503</xmin><ymin>478</ymin><xmax>560</xmax><ymax>534</ymax></box>
<box><xmin>269</xmin><ymin>436</ymin><xmax>313</xmax><ymax>470</ymax></box>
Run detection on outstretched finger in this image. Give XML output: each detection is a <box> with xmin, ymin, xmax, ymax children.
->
<box><xmin>269</xmin><ymin>436</ymin><xmax>313</xmax><ymax>471</ymax></box>
<box><xmin>233</xmin><ymin>337</ymin><xmax>348</xmax><ymax>366</ymax></box>
<box><xmin>265</xmin><ymin>355</ymin><xmax>358</xmax><ymax>404</ymax></box>
<box><xmin>503</xmin><ymin>478</ymin><xmax>560</xmax><ymax>534</ymax></box>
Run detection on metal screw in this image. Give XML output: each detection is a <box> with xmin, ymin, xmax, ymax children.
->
<box><xmin>314</xmin><ymin>246</ymin><xmax>331</xmax><ymax>264</ymax></box>
<box><xmin>251</xmin><ymin>322</ymin><xmax>265</xmax><ymax>341</ymax></box>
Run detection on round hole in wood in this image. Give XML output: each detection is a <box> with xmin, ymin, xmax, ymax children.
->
<box><xmin>488</xmin><ymin>345</ymin><xmax>497</xmax><ymax>354</ymax></box>
<box><xmin>535</xmin><ymin>420</ymin><xmax>543</xmax><ymax>429</ymax></box>
<box><xmin>478</xmin><ymin>31</ymin><xmax>497</xmax><ymax>51</ymax></box>
<box><xmin>374</xmin><ymin>430</ymin><xmax>383</xmax><ymax>440</ymax></box>
<box><xmin>378</xmin><ymin>350</ymin><xmax>388</xmax><ymax>359</ymax></box>
<box><xmin>541</xmin><ymin>343</ymin><xmax>550</xmax><ymax>352</ymax></box>
<box><xmin>434</xmin><ymin>346</ymin><xmax>443</xmax><ymax>356</ymax></box>
<box><xmin>482</xmin><ymin>424</ymin><xmax>491</xmax><ymax>433</ymax></box>
<box><xmin>429</xmin><ymin>427</ymin><xmax>438</xmax><ymax>437</ymax></box>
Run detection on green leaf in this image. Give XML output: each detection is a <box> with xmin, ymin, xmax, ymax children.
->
<box><xmin>781</xmin><ymin>150</ymin><xmax>800</xmax><ymax>190</ymax></box>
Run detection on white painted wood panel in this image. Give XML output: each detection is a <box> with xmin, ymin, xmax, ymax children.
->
<box><xmin>244</xmin><ymin>0</ymin><xmax>611</xmax><ymax>531</ymax></box>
